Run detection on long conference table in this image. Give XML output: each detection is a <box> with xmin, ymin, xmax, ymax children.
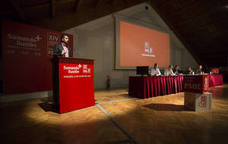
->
<box><xmin>129</xmin><ymin>74</ymin><xmax>224</xmax><ymax>99</ymax></box>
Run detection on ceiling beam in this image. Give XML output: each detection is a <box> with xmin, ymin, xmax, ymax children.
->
<box><xmin>22</xmin><ymin>0</ymin><xmax>50</xmax><ymax>8</ymax></box>
<box><xmin>74</xmin><ymin>0</ymin><xmax>82</xmax><ymax>12</ymax></box>
<box><xmin>9</xmin><ymin>0</ymin><xmax>26</xmax><ymax>20</ymax></box>
<box><xmin>95</xmin><ymin>0</ymin><xmax>106</xmax><ymax>9</ymax></box>
<box><xmin>123</xmin><ymin>0</ymin><xmax>130</xmax><ymax>4</ymax></box>
<box><xmin>50</xmin><ymin>0</ymin><xmax>55</xmax><ymax>17</ymax></box>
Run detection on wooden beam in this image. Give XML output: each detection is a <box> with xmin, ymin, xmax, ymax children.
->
<box><xmin>123</xmin><ymin>0</ymin><xmax>130</xmax><ymax>4</ymax></box>
<box><xmin>50</xmin><ymin>0</ymin><xmax>55</xmax><ymax>17</ymax></box>
<box><xmin>9</xmin><ymin>0</ymin><xmax>26</xmax><ymax>20</ymax></box>
<box><xmin>74</xmin><ymin>0</ymin><xmax>81</xmax><ymax>12</ymax></box>
<box><xmin>95</xmin><ymin>0</ymin><xmax>105</xmax><ymax>9</ymax></box>
<box><xmin>22</xmin><ymin>0</ymin><xmax>50</xmax><ymax>8</ymax></box>
<box><xmin>95</xmin><ymin>0</ymin><xmax>104</xmax><ymax>9</ymax></box>
<box><xmin>112</xmin><ymin>0</ymin><xmax>127</xmax><ymax>10</ymax></box>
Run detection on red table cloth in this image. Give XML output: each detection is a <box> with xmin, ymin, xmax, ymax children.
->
<box><xmin>129</xmin><ymin>74</ymin><xmax>224</xmax><ymax>99</ymax></box>
<box><xmin>209</xmin><ymin>74</ymin><xmax>224</xmax><ymax>87</ymax></box>
<box><xmin>129</xmin><ymin>76</ymin><xmax>184</xmax><ymax>99</ymax></box>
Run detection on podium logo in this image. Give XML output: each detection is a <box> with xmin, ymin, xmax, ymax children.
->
<box><xmin>63</xmin><ymin>65</ymin><xmax>81</xmax><ymax>74</ymax></box>
<box><xmin>83</xmin><ymin>64</ymin><xmax>91</xmax><ymax>74</ymax></box>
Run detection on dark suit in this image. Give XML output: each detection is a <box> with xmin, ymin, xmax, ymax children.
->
<box><xmin>53</xmin><ymin>43</ymin><xmax>71</xmax><ymax>57</ymax></box>
<box><xmin>52</xmin><ymin>43</ymin><xmax>71</xmax><ymax>107</ymax></box>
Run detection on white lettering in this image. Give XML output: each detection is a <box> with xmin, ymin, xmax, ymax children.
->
<box><xmin>48</xmin><ymin>35</ymin><xmax>58</xmax><ymax>41</ymax></box>
<box><xmin>142</xmin><ymin>54</ymin><xmax>155</xmax><ymax>57</ymax></box>
<box><xmin>64</xmin><ymin>66</ymin><xmax>79</xmax><ymax>70</ymax></box>
<box><xmin>8</xmin><ymin>33</ymin><xmax>42</xmax><ymax>42</ymax></box>
<box><xmin>68</xmin><ymin>70</ymin><xmax>79</xmax><ymax>73</ymax></box>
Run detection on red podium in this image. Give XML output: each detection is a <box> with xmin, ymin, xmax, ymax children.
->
<box><xmin>53</xmin><ymin>57</ymin><xmax>94</xmax><ymax>114</ymax></box>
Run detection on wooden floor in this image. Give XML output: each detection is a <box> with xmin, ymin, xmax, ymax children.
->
<box><xmin>1</xmin><ymin>84</ymin><xmax>228</xmax><ymax>144</ymax></box>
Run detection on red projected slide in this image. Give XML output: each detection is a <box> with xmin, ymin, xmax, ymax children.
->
<box><xmin>120</xmin><ymin>21</ymin><xmax>170</xmax><ymax>67</ymax></box>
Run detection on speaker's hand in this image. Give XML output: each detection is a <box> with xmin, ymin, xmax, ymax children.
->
<box><xmin>61</xmin><ymin>50</ymin><xmax>66</xmax><ymax>55</ymax></box>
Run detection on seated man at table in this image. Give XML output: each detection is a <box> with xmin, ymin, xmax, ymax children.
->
<box><xmin>150</xmin><ymin>63</ymin><xmax>161</xmax><ymax>76</ymax></box>
<box><xmin>196</xmin><ymin>65</ymin><xmax>204</xmax><ymax>74</ymax></box>
<box><xmin>187</xmin><ymin>66</ymin><xmax>194</xmax><ymax>75</ymax></box>
<box><xmin>173</xmin><ymin>65</ymin><xmax>182</xmax><ymax>75</ymax></box>
<box><xmin>164</xmin><ymin>65</ymin><xmax>175</xmax><ymax>76</ymax></box>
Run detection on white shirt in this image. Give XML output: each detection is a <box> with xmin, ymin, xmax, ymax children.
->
<box><xmin>62</xmin><ymin>43</ymin><xmax>69</xmax><ymax>57</ymax></box>
<box><xmin>164</xmin><ymin>69</ymin><xmax>175</xmax><ymax>76</ymax></box>
<box><xmin>151</xmin><ymin>68</ymin><xmax>161</xmax><ymax>76</ymax></box>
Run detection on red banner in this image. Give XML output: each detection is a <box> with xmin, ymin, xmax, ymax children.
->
<box><xmin>2</xmin><ymin>20</ymin><xmax>73</xmax><ymax>94</ymax></box>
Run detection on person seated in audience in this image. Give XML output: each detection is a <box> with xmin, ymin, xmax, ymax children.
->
<box><xmin>150</xmin><ymin>63</ymin><xmax>161</xmax><ymax>76</ymax></box>
<box><xmin>165</xmin><ymin>65</ymin><xmax>175</xmax><ymax>76</ymax></box>
<box><xmin>196</xmin><ymin>65</ymin><xmax>204</xmax><ymax>74</ymax></box>
<box><xmin>187</xmin><ymin>66</ymin><xmax>194</xmax><ymax>75</ymax></box>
